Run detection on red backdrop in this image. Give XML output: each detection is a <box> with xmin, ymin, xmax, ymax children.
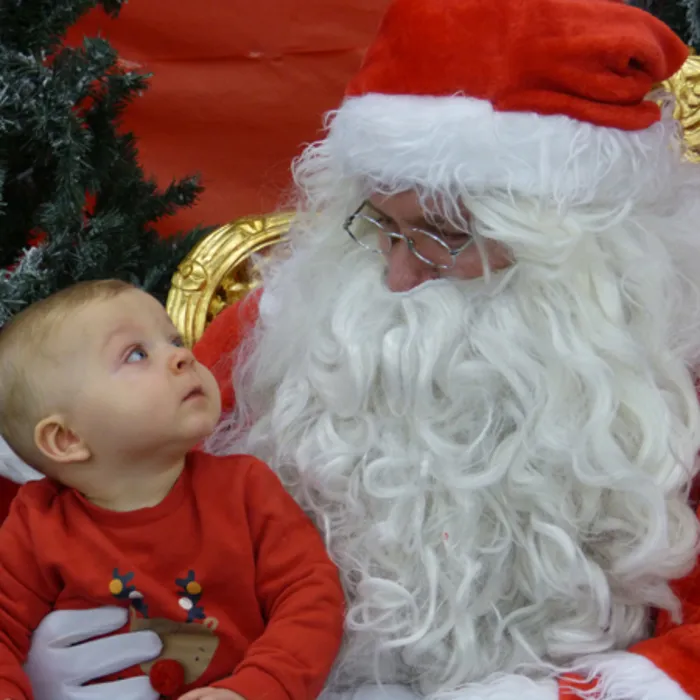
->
<box><xmin>68</xmin><ymin>0</ymin><xmax>391</xmax><ymax>235</ymax></box>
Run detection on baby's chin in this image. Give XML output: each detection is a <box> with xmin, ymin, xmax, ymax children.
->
<box><xmin>189</xmin><ymin>411</ymin><xmax>223</xmax><ymax>449</ymax></box>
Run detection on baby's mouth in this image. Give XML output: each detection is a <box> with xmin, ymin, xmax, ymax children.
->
<box><xmin>184</xmin><ymin>386</ymin><xmax>205</xmax><ymax>401</ymax></box>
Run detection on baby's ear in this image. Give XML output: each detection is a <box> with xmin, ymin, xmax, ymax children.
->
<box><xmin>34</xmin><ymin>415</ymin><xmax>91</xmax><ymax>464</ymax></box>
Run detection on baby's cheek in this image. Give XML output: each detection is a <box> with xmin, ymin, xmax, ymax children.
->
<box><xmin>206</xmin><ymin>376</ymin><xmax>223</xmax><ymax>413</ymax></box>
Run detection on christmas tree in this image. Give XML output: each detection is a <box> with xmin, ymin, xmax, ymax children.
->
<box><xmin>0</xmin><ymin>0</ymin><xmax>212</xmax><ymax>325</ymax></box>
<box><xmin>628</xmin><ymin>0</ymin><xmax>700</xmax><ymax>50</ymax></box>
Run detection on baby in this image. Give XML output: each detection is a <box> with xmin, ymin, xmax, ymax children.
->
<box><xmin>0</xmin><ymin>280</ymin><xmax>345</xmax><ymax>700</ymax></box>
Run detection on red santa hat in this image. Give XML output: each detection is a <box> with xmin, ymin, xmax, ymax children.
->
<box><xmin>324</xmin><ymin>0</ymin><xmax>689</xmax><ymax>204</ymax></box>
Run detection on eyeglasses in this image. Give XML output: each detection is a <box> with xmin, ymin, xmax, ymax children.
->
<box><xmin>343</xmin><ymin>201</ymin><xmax>475</xmax><ymax>269</ymax></box>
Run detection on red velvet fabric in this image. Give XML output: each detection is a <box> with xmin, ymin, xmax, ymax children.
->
<box><xmin>191</xmin><ymin>290</ymin><xmax>262</xmax><ymax>416</ymax></box>
<box><xmin>345</xmin><ymin>0</ymin><xmax>688</xmax><ymax>131</ymax></box>
<box><xmin>65</xmin><ymin>1</ymin><xmax>390</xmax><ymax>235</ymax></box>
<box><xmin>0</xmin><ymin>479</ymin><xmax>19</xmax><ymax>525</ymax></box>
<box><xmin>558</xmin><ymin>674</ymin><xmax>599</xmax><ymax>699</ymax></box>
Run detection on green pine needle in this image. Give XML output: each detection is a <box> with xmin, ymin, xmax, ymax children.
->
<box><xmin>0</xmin><ymin>0</ymin><xmax>214</xmax><ymax>325</ymax></box>
<box><xmin>627</xmin><ymin>0</ymin><xmax>700</xmax><ymax>51</ymax></box>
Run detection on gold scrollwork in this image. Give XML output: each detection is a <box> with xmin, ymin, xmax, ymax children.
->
<box><xmin>663</xmin><ymin>53</ymin><xmax>700</xmax><ymax>162</ymax></box>
<box><xmin>166</xmin><ymin>211</ymin><xmax>294</xmax><ymax>347</ymax></box>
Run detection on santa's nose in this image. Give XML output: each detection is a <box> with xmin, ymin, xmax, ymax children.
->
<box><xmin>384</xmin><ymin>238</ymin><xmax>436</xmax><ymax>292</ymax></box>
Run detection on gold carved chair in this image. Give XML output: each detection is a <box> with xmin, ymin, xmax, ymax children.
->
<box><xmin>166</xmin><ymin>212</ymin><xmax>294</xmax><ymax>347</ymax></box>
<box><xmin>166</xmin><ymin>55</ymin><xmax>700</xmax><ymax>348</ymax></box>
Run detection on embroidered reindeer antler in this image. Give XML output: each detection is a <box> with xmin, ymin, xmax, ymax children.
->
<box><xmin>109</xmin><ymin>567</ymin><xmax>149</xmax><ymax>617</ymax></box>
<box><xmin>175</xmin><ymin>569</ymin><xmax>206</xmax><ymax>623</ymax></box>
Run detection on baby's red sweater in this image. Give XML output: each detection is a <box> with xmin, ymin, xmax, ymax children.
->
<box><xmin>0</xmin><ymin>452</ymin><xmax>345</xmax><ymax>700</ymax></box>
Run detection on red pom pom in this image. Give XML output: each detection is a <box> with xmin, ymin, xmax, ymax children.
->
<box><xmin>149</xmin><ymin>658</ymin><xmax>186</xmax><ymax>696</ymax></box>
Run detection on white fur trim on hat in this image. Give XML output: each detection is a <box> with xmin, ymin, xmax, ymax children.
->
<box><xmin>326</xmin><ymin>94</ymin><xmax>685</xmax><ymax>206</ymax></box>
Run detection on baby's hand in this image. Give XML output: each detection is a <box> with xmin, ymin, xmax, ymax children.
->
<box><xmin>179</xmin><ymin>690</ymin><xmax>246</xmax><ymax>700</ymax></box>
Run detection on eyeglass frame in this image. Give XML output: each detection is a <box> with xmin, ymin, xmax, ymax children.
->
<box><xmin>343</xmin><ymin>201</ymin><xmax>475</xmax><ymax>270</ymax></box>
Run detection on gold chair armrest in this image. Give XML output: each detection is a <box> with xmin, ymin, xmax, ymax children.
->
<box><xmin>166</xmin><ymin>212</ymin><xmax>294</xmax><ymax>347</ymax></box>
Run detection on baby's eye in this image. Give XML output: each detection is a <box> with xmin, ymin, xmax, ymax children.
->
<box><xmin>125</xmin><ymin>347</ymin><xmax>147</xmax><ymax>363</ymax></box>
<box><xmin>171</xmin><ymin>335</ymin><xmax>185</xmax><ymax>348</ymax></box>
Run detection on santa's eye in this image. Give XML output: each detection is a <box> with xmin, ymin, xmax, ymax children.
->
<box><xmin>442</xmin><ymin>233</ymin><xmax>471</xmax><ymax>247</ymax></box>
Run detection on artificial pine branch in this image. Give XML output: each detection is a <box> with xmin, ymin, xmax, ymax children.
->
<box><xmin>0</xmin><ymin>0</ymin><xmax>122</xmax><ymax>55</ymax></box>
<box><xmin>0</xmin><ymin>0</ymin><xmax>213</xmax><ymax>325</ymax></box>
<box><xmin>627</xmin><ymin>0</ymin><xmax>700</xmax><ymax>51</ymax></box>
<box><xmin>681</xmin><ymin>0</ymin><xmax>700</xmax><ymax>50</ymax></box>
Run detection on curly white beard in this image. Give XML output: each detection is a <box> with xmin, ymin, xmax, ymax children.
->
<box><xmin>207</xmin><ymin>190</ymin><xmax>700</xmax><ymax>694</ymax></box>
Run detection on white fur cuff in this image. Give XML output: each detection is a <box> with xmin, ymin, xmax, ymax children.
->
<box><xmin>322</xmin><ymin>678</ymin><xmax>558</xmax><ymax>700</ymax></box>
<box><xmin>319</xmin><ymin>653</ymin><xmax>691</xmax><ymax>700</ymax></box>
<box><xmin>570</xmin><ymin>651</ymin><xmax>691</xmax><ymax>700</ymax></box>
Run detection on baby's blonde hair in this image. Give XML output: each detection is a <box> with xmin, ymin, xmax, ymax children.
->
<box><xmin>0</xmin><ymin>279</ymin><xmax>134</xmax><ymax>465</ymax></box>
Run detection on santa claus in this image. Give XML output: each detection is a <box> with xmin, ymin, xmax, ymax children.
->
<box><xmin>3</xmin><ymin>0</ymin><xmax>700</xmax><ymax>699</ymax></box>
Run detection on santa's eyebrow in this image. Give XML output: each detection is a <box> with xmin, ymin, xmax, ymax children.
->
<box><xmin>407</xmin><ymin>214</ymin><xmax>448</xmax><ymax>229</ymax></box>
<box><xmin>364</xmin><ymin>201</ymin><xmax>393</xmax><ymax>220</ymax></box>
<box><xmin>366</xmin><ymin>202</ymin><xmax>447</xmax><ymax>231</ymax></box>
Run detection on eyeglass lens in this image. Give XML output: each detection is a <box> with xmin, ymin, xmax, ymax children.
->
<box><xmin>350</xmin><ymin>213</ymin><xmax>463</xmax><ymax>268</ymax></box>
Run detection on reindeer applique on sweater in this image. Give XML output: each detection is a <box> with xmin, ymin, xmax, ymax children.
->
<box><xmin>110</xmin><ymin>568</ymin><xmax>220</xmax><ymax>696</ymax></box>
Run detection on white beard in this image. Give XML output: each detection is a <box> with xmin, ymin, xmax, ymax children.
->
<box><xmin>207</xmin><ymin>198</ymin><xmax>700</xmax><ymax>695</ymax></box>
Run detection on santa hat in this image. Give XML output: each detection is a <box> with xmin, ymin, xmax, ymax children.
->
<box><xmin>324</xmin><ymin>0</ymin><xmax>689</xmax><ymax>205</ymax></box>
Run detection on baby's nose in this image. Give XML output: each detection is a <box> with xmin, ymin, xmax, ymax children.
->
<box><xmin>169</xmin><ymin>346</ymin><xmax>194</xmax><ymax>373</ymax></box>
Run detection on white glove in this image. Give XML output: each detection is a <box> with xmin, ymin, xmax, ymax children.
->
<box><xmin>25</xmin><ymin>607</ymin><xmax>163</xmax><ymax>700</ymax></box>
<box><xmin>0</xmin><ymin>435</ymin><xmax>42</xmax><ymax>483</ymax></box>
